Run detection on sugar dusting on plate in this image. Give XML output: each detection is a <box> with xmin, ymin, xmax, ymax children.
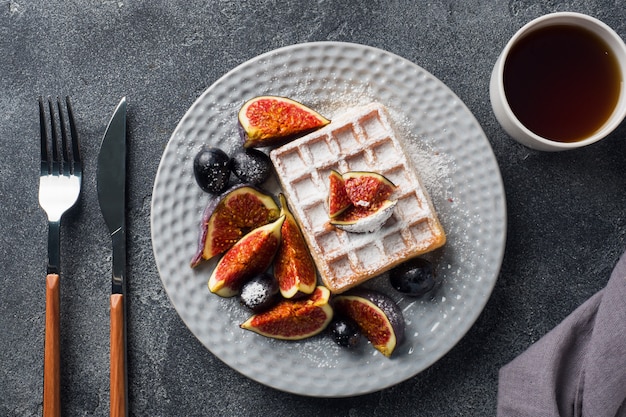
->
<box><xmin>197</xmin><ymin>86</ymin><xmax>456</xmax><ymax>366</ymax></box>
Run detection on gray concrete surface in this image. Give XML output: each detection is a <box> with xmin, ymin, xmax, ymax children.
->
<box><xmin>2</xmin><ymin>1</ymin><xmax>626</xmax><ymax>416</ymax></box>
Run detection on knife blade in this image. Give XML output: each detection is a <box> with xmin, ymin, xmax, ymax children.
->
<box><xmin>97</xmin><ymin>97</ymin><xmax>128</xmax><ymax>417</ymax></box>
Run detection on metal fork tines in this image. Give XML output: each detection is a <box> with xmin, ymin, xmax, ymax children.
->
<box><xmin>38</xmin><ymin>96</ymin><xmax>82</xmax><ymax>417</ymax></box>
<box><xmin>39</xmin><ymin>96</ymin><xmax>83</xmax><ymax>274</ymax></box>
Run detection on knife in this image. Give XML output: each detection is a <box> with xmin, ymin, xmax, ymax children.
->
<box><xmin>97</xmin><ymin>97</ymin><xmax>128</xmax><ymax>417</ymax></box>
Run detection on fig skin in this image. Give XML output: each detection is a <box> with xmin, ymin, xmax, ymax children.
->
<box><xmin>238</xmin><ymin>96</ymin><xmax>330</xmax><ymax>148</ymax></box>
<box><xmin>191</xmin><ymin>184</ymin><xmax>280</xmax><ymax>267</ymax></box>
<box><xmin>239</xmin><ymin>272</ymin><xmax>280</xmax><ymax>312</ymax></box>
<box><xmin>389</xmin><ymin>257</ymin><xmax>440</xmax><ymax>298</ymax></box>
<box><xmin>230</xmin><ymin>148</ymin><xmax>273</xmax><ymax>186</ymax></box>
<box><xmin>208</xmin><ymin>215</ymin><xmax>285</xmax><ymax>297</ymax></box>
<box><xmin>329</xmin><ymin>318</ymin><xmax>361</xmax><ymax>348</ymax></box>
<box><xmin>240</xmin><ymin>286</ymin><xmax>333</xmax><ymax>340</ymax></box>
<box><xmin>274</xmin><ymin>194</ymin><xmax>317</xmax><ymax>298</ymax></box>
<box><xmin>190</xmin><ymin>193</ymin><xmax>220</xmax><ymax>267</ymax></box>
<box><xmin>332</xmin><ymin>288</ymin><xmax>405</xmax><ymax>357</ymax></box>
<box><xmin>330</xmin><ymin>199</ymin><xmax>397</xmax><ymax>233</ymax></box>
<box><xmin>193</xmin><ymin>147</ymin><xmax>231</xmax><ymax>195</ymax></box>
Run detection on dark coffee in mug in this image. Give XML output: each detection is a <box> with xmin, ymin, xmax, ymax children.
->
<box><xmin>503</xmin><ymin>24</ymin><xmax>621</xmax><ymax>143</ymax></box>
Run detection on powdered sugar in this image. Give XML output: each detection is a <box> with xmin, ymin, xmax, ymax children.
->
<box><xmin>270</xmin><ymin>103</ymin><xmax>447</xmax><ymax>293</ymax></box>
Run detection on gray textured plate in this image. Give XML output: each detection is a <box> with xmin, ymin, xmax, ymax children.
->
<box><xmin>150</xmin><ymin>42</ymin><xmax>506</xmax><ymax>397</ymax></box>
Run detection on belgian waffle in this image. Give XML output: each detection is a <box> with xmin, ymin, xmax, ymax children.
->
<box><xmin>269</xmin><ymin>103</ymin><xmax>446</xmax><ymax>293</ymax></box>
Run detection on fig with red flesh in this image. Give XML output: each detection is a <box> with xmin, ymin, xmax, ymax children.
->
<box><xmin>329</xmin><ymin>171</ymin><xmax>398</xmax><ymax>234</ymax></box>
<box><xmin>332</xmin><ymin>288</ymin><xmax>405</xmax><ymax>357</ymax></box>
<box><xmin>273</xmin><ymin>194</ymin><xmax>317</xmax><ymax>298</ymax></box>
<box><xmin>208</xmin><ymin>215</ymin><xmax>285</xmax><ymax>297</ymax></box>
<box><xmin>330</xmin><ymin>199</ymin><xmax>397</xmax><ymax>233</ymax></box>
<box><xmin>328</xmin><ymin>169</ymin><xmax>351</xmax><ymax>218</ymax></box>
<box><xmin>240</xmin><ymin>286</ymin><xmax>333</xmax><ymax>340</ymax></box>
<box><xmin>343</xmin><ymin>171</ymin><xmax>396</xmax><ymax>209</ymax></box>
<box><xmin>191</xmin><ymin>185</ymin><xmax>280</xmax><ymax>267</ymax></box>
<box><xmin>238</xmin><ymin>96</ymin><xmax>330</xmax><ymax>148</ymax></box>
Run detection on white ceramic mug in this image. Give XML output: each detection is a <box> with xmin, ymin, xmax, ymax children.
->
<box><xmin>490</xmin><ymin>12</ymin><xmax>626</xmax><ymax>151</ymax></box>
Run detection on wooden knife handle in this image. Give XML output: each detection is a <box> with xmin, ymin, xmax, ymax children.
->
<box><xmin>110</xmin><ymin>294</ymin><xmax>126</xmax><ymax>417</ymax></box>
<box><xmin>43</xmin><ymin>274</ymin><xmax>60</xmax><ymax>417</ymax></box>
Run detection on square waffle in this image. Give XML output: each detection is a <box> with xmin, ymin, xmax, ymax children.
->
<box><xmin>269</xmin><ymin>103</ymin><xmax>446</xmax><ymax>293</ymax></box>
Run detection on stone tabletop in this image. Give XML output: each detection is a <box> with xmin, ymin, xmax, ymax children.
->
<box><xmin>2</xmin><ymin>1</ymin><xmax>626</xmax><ymax>416</ymax></box>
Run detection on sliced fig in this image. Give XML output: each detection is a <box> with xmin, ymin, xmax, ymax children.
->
<box><xmin>273</xmin><ymin>194</ymin><xmax>317</xmax><ymax>298</ymax></box>
<box><xmin>240</xmin><ymin>286</ymin><xmax>333</xmax><ymax>340</ymax></box>
<box><xmin>330</xmin><ymin>199</ymin><xmax>397</xmax><ymax>233</ymax></box>
<box><xmin>327</xmin><ymin>171</ymin><xmax>398</xmax><ymax>234</ymax></box>
<box><xmin>191</xmin><ymin>185</ymin><xmax>280</xmax><ymax>267</ymax></box>
<box><xmin>208</xmin><ymin>215</ymin><xmax>285</xmax><ymax>297</ymax></box>
<box><xmin>328</xmin><ymin>169</ymin><xmax>351</xmax><ymax>218</ymax></box>
<box><xmin>238</xmin><ymin>96</ymin><xmax>330</xmax><ymax>148</ymax></box>
<box><xmin>342</xmin><ymin>171</ymin><xmax>396</xmax><ymax>209</ymax></box>
<box><xmin>333</xmin><ymin>289</ymin><xmax>405</xmax><ymax>357</ymax></box>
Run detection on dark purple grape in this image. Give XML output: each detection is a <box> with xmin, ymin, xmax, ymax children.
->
<box><xmin>230</xmin><ymin>148</ymin><xmax>272</xmax><ymax>185</ymax></box>
<box><xmin>193</xmin><ymin>147</ymin><xmax>231</xmax><ymax>194</ymax></box>
<box><xmin>389</xmin><ymin>258</ymin><xmax>438</xmax><ymax>297</ymax></box>
<box><xmin>239</xmin><ymin>273</ymin><xmax>279</xmax><ymax>312</ymax></box>
<box><xmin>329</xmin><ymin>319</ymin><xmax>361</xmax><ymax>348</ymax></box>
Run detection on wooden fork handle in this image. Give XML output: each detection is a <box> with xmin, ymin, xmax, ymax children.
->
<box><xmin>110</xmin><ymin>294</ymin><xmax>126</xmax><ymax>417</ymax></box>
<box><xmin>43</xmin><ymin>274</ymin><xmax>60</xmax><ymax>417</ymax></box>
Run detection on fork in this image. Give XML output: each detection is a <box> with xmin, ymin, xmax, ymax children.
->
<box><xmin>38</xmin><ymin>96</ymin><xmax>82</xmax><ymax>417</ymax></box>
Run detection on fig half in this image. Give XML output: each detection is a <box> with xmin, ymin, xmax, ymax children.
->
<box><xmin>330</xmin><ymin>199</ymin><xmax>397</xmax><ymax>233</ymax></box>
<box><xmin>191</xmin><ymin>185</ymin><xmax>280</xmax><ymax>267</ymax></box>
<box><xmin>240</xmin><ymin>286</ymin><xmax>333</xmax><ymax>340</ymax></box>
<box><xmin>208</xmin><ymin>215</ymin><xmax>285</xmax><ymax>297</ymax></box>
<box><xmin>328</xmin><ymin>171</ymin><xmax>398</xmax><ymax>234</ymax></box>
<box><xmin>342</xmin><ymin>171</ymin><xmax>396</xmax><ymax>209</ymax></box>
<box><xmin>333</xmin><ymin>289</ymin><xmax>405</xmax><ymax>357</ymax></box>
<box><xmin>238</xmin><ymin>96</ymin><xmax>330</xmax><ymax>148</ymax></box>
<box><xmin>328</xmin><ymin>169</ymin><xmax>351</xmax><ymax>218</ymax></box>
<box><xmin>273</xmin><ymin>194</ymin><xmax>317</xmax><ymax>298</ymax></box>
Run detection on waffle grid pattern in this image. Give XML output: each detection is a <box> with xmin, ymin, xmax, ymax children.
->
<box><xmin>271</xmin><ymin>103</ymin><xmax>445</xmax><ymax>293</ymax></box>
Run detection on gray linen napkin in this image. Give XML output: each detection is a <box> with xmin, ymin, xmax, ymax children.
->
<box><xmin>497</xmin><ymin>250</ymin><xmax>626</xmax><ymax>417</ymax></box>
